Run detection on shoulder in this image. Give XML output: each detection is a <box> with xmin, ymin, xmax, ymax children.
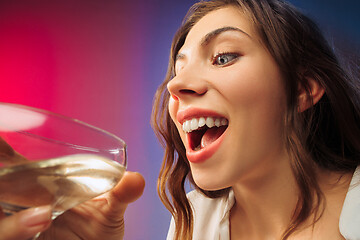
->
<box><xmin>340</xmin><ymin>166</ymin><xmax>360</xmax><ymax>239</ymax></box>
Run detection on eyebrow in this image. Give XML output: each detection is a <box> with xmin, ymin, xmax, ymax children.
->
<box><xmin>201</xmin><ymin>26</ymin><xmax>252</xmax><ymax>46</ymax></box>
<box><xmin>175</xmin><ymin>26</ymin><xmax>251</xmax><ymax>62</ymax></box>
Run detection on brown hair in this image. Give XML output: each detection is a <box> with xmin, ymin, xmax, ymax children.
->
<box><xmin>151</xmin><ymin>0</ymin><xmax>360</xmax><ymax>239</ymax></box>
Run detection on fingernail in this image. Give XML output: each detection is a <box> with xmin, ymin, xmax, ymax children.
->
<box><xmin>21</xmin><ymin>206</ymin><xmax>52</xmax><ymax>227</ymax></box>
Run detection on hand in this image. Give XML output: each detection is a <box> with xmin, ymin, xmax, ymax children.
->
<box><xmin>0</xmin><ymin>137</ymin><xmax>51</xmax><ymax>240</ymax></box>
<box><xmin>0</xmin><ymin>205</ymin><xmax>52</xmax><ymax>240</ymax></box>
<box><xmin>38</xmin><ymin>171</ymin><xmax>145</xmax><ymax>240</ymax></box>
<box><xmin>0</xmin><ymin>171</ymin><xmax>145</xmax><ymax>240</ymax></box>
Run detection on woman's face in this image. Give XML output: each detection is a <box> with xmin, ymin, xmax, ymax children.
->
<box><xmin>167</xmin><ymin>6</ymin><xmax>288</xmax><ymax>190</ymax></box>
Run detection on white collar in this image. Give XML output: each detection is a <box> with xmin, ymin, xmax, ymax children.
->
<box><xmin>339</xmin><ymin>166</ymin><xmax>360</xmax><ymax>239</ymax></box>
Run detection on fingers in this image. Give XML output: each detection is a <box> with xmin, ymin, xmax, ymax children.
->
<box><xmin>107</xmin><ymin>171</ymin><xmax>145</xmax><ymax>214</ymax></box>
<box><xmin>0</xmin><ymin>206</ymin><xmax>52</xmax><ymax>240</ymax></box>
<box><xmin>36</xmin><ymin>172</ymin><xmax>145</xmax><ymax>240</ymax></box>
<box><xmin>0</xmin><ymin>137</ymin><xmax>28</xmax><ymax>166</ymax></box>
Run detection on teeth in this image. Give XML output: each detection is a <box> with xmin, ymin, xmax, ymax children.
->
<box><xmin>182</xmin><ymin>116</ymin><xmax>228</xmax><ymax>133</ymax></box>
<box><xmin>206</xmin><ymin>117</ymin><xmax>214</xmax><ymax>128</ymax></box>
<box><xmin>198</xmin><ymin>117</ymin><xmax>206</xmax><ymax>127</ymax></box>
<box><xmin>182</xmin><ymin>120</ymin><xmax>190</xmax><ymax>132</ymax></box>
<box><xmin>215</xmin><ymin>118</ymin><xmax>220</xmax><ymax>127</ymax></box>
<box><xmin>190</xmin><ymin>118</ymin><xmax>198</xmax><ymax>131</ymax></box>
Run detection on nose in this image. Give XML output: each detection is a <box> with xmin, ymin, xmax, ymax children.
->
<box><xmin>167</xmin><ymin>67</ymin><xmax>208</xmax><ymax>101</ymax></box>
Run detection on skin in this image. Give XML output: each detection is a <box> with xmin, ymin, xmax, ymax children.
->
<box><xmin>0</xmin><ymin>171</ymin><xmax>145</xmax><ymax>240</ymax></box>
<box><xmin>168</xmin><ymin>5</ymin><xmax>288</xmax><ymax>194</ymax></box>
<box><xmin>168</xmin><ymin>6</ymin><xmax>351</xmax><ymax>239</ymax></box>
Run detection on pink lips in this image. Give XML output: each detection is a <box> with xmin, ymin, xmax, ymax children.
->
<box><xmin>177</xmin><ymin>108</ymin><xmax>228</xmax><ymax>163</ymax></box>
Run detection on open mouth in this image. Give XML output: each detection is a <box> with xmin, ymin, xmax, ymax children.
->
<box><xmin>182</xmin><ymin>117</ymin><xmax>228</xmax><ymax>151</ymax></box>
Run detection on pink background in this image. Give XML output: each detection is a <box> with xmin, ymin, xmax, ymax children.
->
<box><xmin>0</xmin><ymin>0</ymin><xmax>358</xmax><ymax>239</ymax></box>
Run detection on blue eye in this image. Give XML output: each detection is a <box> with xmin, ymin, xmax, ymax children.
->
<box><xmin>212</xmin><ymin>52</ymin><xmax>239</xmax><ymax>66</ymax></box>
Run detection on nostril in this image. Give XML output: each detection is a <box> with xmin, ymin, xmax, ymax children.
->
<box><xmin>170</xmin><ymin>94</ymin><xmax>179</xmax><ymax>101</ymax></box>
<box><xmin>179</xmin><ymin>89</ymin><xmax>197</xmax><ymax>94</ymax></box>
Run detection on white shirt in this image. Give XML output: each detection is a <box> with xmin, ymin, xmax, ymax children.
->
<box><xmin>167</xmin><ymin>167</ymin><xmax>360</xmax><ymax>240</ymax></box>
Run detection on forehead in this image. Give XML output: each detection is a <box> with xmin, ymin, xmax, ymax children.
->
<box><xmin>183</xmin><ymin>6</ymin><xmax>256</xmax><ymax>46</ymax></box>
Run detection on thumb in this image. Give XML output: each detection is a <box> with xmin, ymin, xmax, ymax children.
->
<box><xmin>107</xmin><ymin>171</ymin><xmax>145</xmax><ymax>215</ymax></box>
<box><xmin>0</xmin><ymin>206</ymin><xmax>52</xmax><ymax>240</ymax></box>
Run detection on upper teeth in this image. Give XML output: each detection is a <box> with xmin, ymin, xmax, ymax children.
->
<box><xmin>182</xmin><ymin>117</ymin><xmax>228</xmax><ymax>133</ymax></box>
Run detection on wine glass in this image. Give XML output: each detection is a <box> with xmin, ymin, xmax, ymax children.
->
<box><xmin>0</xmin><ymin>102</ymin><xmax>127</xmax><ymax>239</ymax></box>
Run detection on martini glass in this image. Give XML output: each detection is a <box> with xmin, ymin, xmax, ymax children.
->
<box><xmin>0</xmin><ymin>102</ymin><xmax>127</xmax><ymax>239</ymax></box>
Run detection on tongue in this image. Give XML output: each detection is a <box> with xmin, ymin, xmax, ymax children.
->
<box><xmin>200</xmin><ymin>126</ymin><xmax>226</xmax><ymax>149</ymax></box>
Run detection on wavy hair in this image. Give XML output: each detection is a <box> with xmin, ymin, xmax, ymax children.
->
<box><xmin>151</xmin><ymin>0</ymin><xmax>360</xmax><ymax>239</ymax></box>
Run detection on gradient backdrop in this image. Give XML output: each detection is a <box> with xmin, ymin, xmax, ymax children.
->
<box><xmin>0</xmin><ymin>0</ymin><xmax>359</xmax><ymax>239</ymax></box>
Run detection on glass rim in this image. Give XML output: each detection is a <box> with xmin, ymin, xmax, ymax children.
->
<box><xmin>0</xmin><ymin>102</ymin><xmax>127</xmax><ymax>150</ymax></box>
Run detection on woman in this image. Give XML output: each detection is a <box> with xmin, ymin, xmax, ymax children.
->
<box><xmin>152</xmin><ymin>0</ymin><xmax>360</xmax><ymax>239</ymax></box>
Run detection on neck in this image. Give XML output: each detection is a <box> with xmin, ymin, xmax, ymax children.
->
<box><xmin>230</xmin><ymin>151</ymin><xmax>299</xmax><ymax>239</ymax></box>
<box><xmin>230</xmin><ymin>154</ymin><xmax>353</xmax><ymax>240</ymax></box>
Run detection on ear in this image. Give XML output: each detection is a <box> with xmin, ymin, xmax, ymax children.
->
<box><xmin>298</xmin><ymin>78</ymin><xmax>325</xmax><ymax>112</ymax></box>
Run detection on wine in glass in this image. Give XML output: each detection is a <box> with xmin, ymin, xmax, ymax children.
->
<box><xmin>0</xmin><ymin>102</ymin><xmax>127</xmax><ymax>237</ymax></box>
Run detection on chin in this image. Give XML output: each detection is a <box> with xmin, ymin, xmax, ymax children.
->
<box><xmin>193</xmin><ymin>178</ymin><xmax>230</xmax><ymax>192</ymax></box>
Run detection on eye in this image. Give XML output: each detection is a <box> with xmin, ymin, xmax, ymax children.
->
<box><xmin>212</xmin><ymin>52</ymin><xmax>239</xmax><ymax>66</ymax></box>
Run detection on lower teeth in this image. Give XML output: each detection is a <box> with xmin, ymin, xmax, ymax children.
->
<box><xmin>194</xmin><ymin>145</ymin><xmax>201</xmax><ymax>151</ymax></box>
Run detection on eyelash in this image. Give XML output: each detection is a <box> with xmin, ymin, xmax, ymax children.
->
<box><xmin>211</xmin><ymin>52</ymin><xmax>240</xmax><ymax>66</ymax></box>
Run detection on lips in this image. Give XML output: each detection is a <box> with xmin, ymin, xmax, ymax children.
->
<box><xmin>177</xmin><ymin>108</ymin><xmax>228</xmax><ymax>163</ymax></box>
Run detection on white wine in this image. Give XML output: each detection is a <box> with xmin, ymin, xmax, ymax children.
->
<box><xmin>0</xmin><ymin>154</ymin><xmax>125</xmax><ymax>217</ymax></box>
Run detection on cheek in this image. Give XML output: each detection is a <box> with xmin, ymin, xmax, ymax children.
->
<box><xmin>168</xmin><ymin>98</ymin><xmax>186</xmax><ymax>139</ymax></box>
<box><xmin>169</xmin><ymin>97</ymin><xmax>186</xmax><ymax>149</ymax></box>
<box><xmin>220</xmin><ymin>66</ymin><xmax>287</xmax><ymax>147</ymax></box>
<box><xmin>168</xmin><ymin>97</ymin><xmax>177</xmax><ymax>123</ymax></box>
<box><xmin>220</xmin><ymin>62</ymin><xmax>285</xmax><ymax>108</ymax></box>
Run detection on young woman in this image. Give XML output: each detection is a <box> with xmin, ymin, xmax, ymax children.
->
<box><xmin>151</xmin><ymin>0</ymin><xmax>360</xmax><ymax>239</ymax></box>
